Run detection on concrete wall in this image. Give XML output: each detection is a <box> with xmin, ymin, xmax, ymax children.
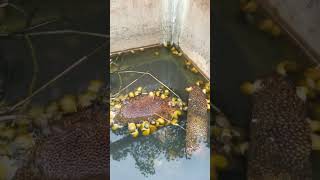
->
<box><xmin>175</xmin><ymin>0</ymin><xmax>210</xmax><ymax>77</ymax></box>
<box><xmin>260</xmin><ymin>0</ymin><xmax>320</xmax><ymax>64</ymax></box>
<box><xmin>110</xmin><ymin>0</ymin><xmax>210</xmax><ymax>77</ymax></box>
<box><xmin>110</xmin><ymin>0</ymin><xmax>167</xmax><ymax>52</ymax></box>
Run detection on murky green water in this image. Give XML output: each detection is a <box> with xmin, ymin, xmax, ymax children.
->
<box><xmin>0</xmin><ymin>1</ymin><xmax>106</xmax><ymax>179</ymax></box>
<box><xmin>213</xmin><ymin>0</ymin><xmax>320</xmax><ymax>179</ymax></box>
<box><xmin>110</xmin><ymin>47</ymin><xmax>210</xmax><ymax>180</ymax></box>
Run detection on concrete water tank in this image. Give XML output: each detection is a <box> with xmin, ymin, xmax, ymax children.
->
<box><xmin>110</xmin><ymin>0</ymin><xmax>210</xmax><ymax>78</ymax></box>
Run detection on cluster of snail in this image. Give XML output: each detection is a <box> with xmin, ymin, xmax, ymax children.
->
<box><xmin>185</xmin><ymin>80</ymin><xmax>211</xmax><ymax>110</ymax></box>
<box><xmin>110</xmin><ymin>86</ymin><xmax>187</xmax><ymax>138</ymax></box>
<box><xmin>0</xmin><ymin>80</ymin><xmax>103</xmax><ymax>179</ymax></box>
<box><xmin>126</xmin><ymin>111</ymin><xmax>182</xmax><ymax>138</ymax></box>
<box><xmin>184</xmin><ymin>60</ymin><xmax>200</xmax><ymax>74</ymax></box>
<box><xmin>240</xmin><ymin>0</ymin><xmax>282</xmax><ymax>38</ymax></box>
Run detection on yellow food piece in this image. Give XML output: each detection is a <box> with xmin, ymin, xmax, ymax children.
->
<box><xmin>28</xmin><ymin>106</ymin><xmax>44</xmax><ymax>119</ymax></box>
<box><xmin>240</xmin><ymin>82</ymin><xmax>255</xmax><ymax>95</ymax></box>
<box><xmin>134</xmin><ymin>91</ymin><xmax>140</xmax><ymax>96</ymax></box>
<box><xmin>185</xmin><ymin>60</ymin><xmax>191</xmax><ymax>66</ymax></box>
<box><xmin>149</xmin><ymin>125</ymin><xmax>157</xmax><ymax>134</ymax></box>
<box><xmin>211</xmin><ymin>154</ymin><xmax>228</xmax><ymax>169</ymax></box>
<box><xmin>171</xmin><ymin>119</ymin><xmax>179</xmax><ymax>126</ymax></box>
<box><xmin>59</xmin><ymin>95</ymin><xmax>77</xmax><ymax>113</ymax></box>
<box><xmin>128</xmin><ymin>92</ymin><xmax>135</xmax><ymax>98</ymax></box>
<box><xmin>156</xmin><ymin>118</ymin><xmax>165</xmax><ymax>126</ymax></box>
<box><xmin>172</xmin><ymin>50</ymin><xmax>179</xmax><ymax>55</ymax></box>
<box><xmin>259</xmin><ymin>19</ymin><xmax>274</xmax><ymax>32</ymax></box>
<box><xmin>304</xmin><ymin>68</ymin><xmax>320</xmax><ymax>81</ymax></box>
<box><xmin>130</xmin><ymin>129</ymin><xmax>139</xmax><ymax>138</ymax></box>
<box><xmin>185</xmin><ymin>87</ymin><xmax>193</xmax><ymax>92</ymax></box>
<box><xmin>110</xmin><ymin>111</ymin><xmax>116</xmax><ymax>119</ymax></box>
<box><xmin>211</xmin><ymin>126</ymin><xmax>222</xmax><ymax>137</ymax></box>
<box><xmin>155</xmin><ymin>91</ymin><xmax>161</xmax><ymax>96</ymax></box>
<box><xmin>136</xmin><ymin>123</ymin><xmax>142</xmax><ymax>129</ymax></box>
<box><xmin>111</xmin><ymin>124</ymin><xmax>120</xmax><ymax>131</ymax></box>
<box><xmin>149</xmin><ymin>91</ymin><xmax>155</xmax><ymax>97</ymax></box>
<box><xmin>141</xmin><ymin>121</ymin><xmax>150</xmax><ymax>130</ymax></box>
<box><xmin>202</xmin><ymin>89</ymin><xmax>207</xmax><ymax>94</ymax></box>
<box><xmin>271</xmin><ymin>25</ymin><xmax>281</xmax><ymax>37</ymax></box>
<box><xmin>171</xmin><ymin>110</ymin><xmax>182</xmax><ymax>119</ymax></box>
<box><xmin>13</xmin><ymin>133</ymin><xmax>35</xmax><ymax>149</ymax></box>
<box><xmin>165</xmin><ymin>119</ymin><xmax>171</xmax><ymax>126</ymax></box>
<box><xmin>163</xmin><ymin>42</ymin><xmax>168</xmax><ymax>47</ymax></box>
<box><xmin>142</xmin><ymin>128</ymin><xmax>150</xmax><ymax>136</ymax></box>
<box><xmin>88</xmin><ymin>80</ymin><xmax>103</xmax><ymax>93</ymax></box>
<box><xmin>242</xmin><ymin>1</ymin><xmax>257</xmax><ymax>13</ymax></box>
<box><xmin>310</xmin><ymin>120</ymin><xmax>320</xmax><ymax>132</ymax></box>
<box><xmin>164</xmin><ymin>89</ymin><xmax>170</xmax><ymax>96</ymax></box>
<box><xmin>114</xmin><ymin>104</ymin><xmax>121</xmax><ymax>109</ymax></box>
<box><xmin>160</xmin><ymin>94</ymin><xmax>166</xmax><ymax>99</ymax></box>
<box><xmin>0</xmin><ymin>128</ymin><xmax>15</xmax><ymax>140</ymax></box>
<box><xmin>78</xmin><ymin>91</ymin><xmax>96</xmax><ymax>108</ymax></box>
<box><xmin>196</xmin><ymin>80</ymin><xmax>203</xmax><ymax>86</ymax></box>
<box><xmin>191</xmin><ymin>67</ymin><xmax>199</xmax><ymax>73</ymax></box>
<box><xmin>137</xmin><ymin>87</ymin><xmax>142</xmax><ymax>92</ymax></box>
<box><xmin>311</xmin><ymin>103</ymin><xmax>320</xmax><ymax>120</ymax></box>
<box><xmin>312</xmin><ymin>133</ymin><xmax>320</xmax><ymax>150</ymax></box>
<box><xmin>45</xmin><ymin>101</ymin><xmax>59</xmax><ymax>114</ymax></box>
<box><xmin>128</xmin><ymin>123</ymin><xmax>136</xmax><ymax>133</ymax></box>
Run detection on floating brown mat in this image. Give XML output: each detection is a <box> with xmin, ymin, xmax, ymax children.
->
<box><xmin>186</xmin><ymin>86</ymin><xmax>208</xmax><ymax>155</ymax></box>
<box><xmin>14</xmin><ymin>104</ymin><xmax>109</xmax><ymax>180</ymax></box>
<box><xmin>247</xmin><ymin>75</ymin><xmax>312</xmax><ymax>180</ymax></box>
<box><xmin>114</xmin><ymin>95</ymin><xmax>177</xmax><ymax>125</ymax></box>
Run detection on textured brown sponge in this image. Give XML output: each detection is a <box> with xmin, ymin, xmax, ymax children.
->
<box><xmin>114</xmin><ymin>95</ymin><xmax>176</xmax><ymax>125</ymax></box>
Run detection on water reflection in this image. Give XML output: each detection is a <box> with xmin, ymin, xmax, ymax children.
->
<box><xmin>110</xmin><ymin>117</ymin><xmax>210</xmax><ymax>179</ymax></box>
